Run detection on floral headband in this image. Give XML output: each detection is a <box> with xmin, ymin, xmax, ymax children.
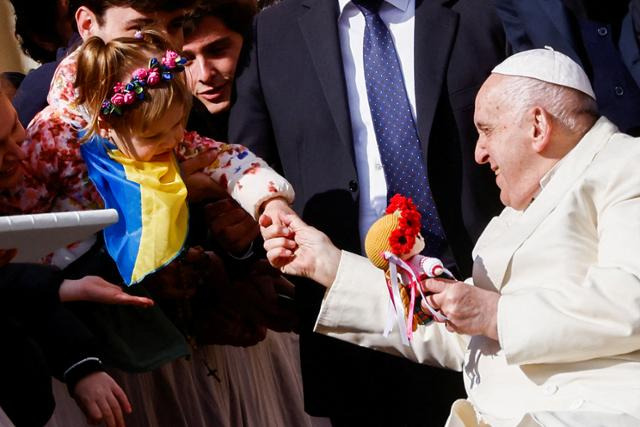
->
<box><xmin>386</xmin><ymin>194</ymin><xmax>422</xmax><ymax>256</ymax></box>
<box><xmin>100</xmin><ymin>50</ymin><xmax>187</xmax><ymax>116</ymax></box>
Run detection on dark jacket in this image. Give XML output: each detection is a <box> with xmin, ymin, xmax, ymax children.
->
<box><xmin>496</xmin><ymin>0</ymin><xmax>640</xmax><ymax>135</ymax></box>
<box><xmin>0</xmin><ymin>263</ymin><xmax>103</xmax><ymax>426</ymax></box>
<box><xmin>229</xmin><ymin>0</ymin><xmax>506</xmax><ymax>422</ymax></box>
<box><xmin>12</xmin><ymin>33</ymin><xmax>81</xmax><ymax>127</ymax></box>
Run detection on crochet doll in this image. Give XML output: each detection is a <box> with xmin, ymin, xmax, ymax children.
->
<box><xmin>364</xmin><ymin>194</ymin><xmax>452</xmax><ymax>336</ymax></box>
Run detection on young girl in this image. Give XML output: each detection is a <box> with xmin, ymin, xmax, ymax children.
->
<box><xmin>0</xmin><ymin>30</ymin><xmax>294</xmax><ymax>426</ymax></box>
<box><xmin>70</xmin><ymin>31</ymin><xmax>294</xmax><ymax>285</ymax></box>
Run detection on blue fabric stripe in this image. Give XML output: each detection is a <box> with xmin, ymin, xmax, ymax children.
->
<box><xmin>80</xmin><ymin>134</ymin><xmax>141</xmax><ymax>284</ymax></box>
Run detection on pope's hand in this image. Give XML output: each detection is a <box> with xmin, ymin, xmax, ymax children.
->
<box><xmin>421</xmin><ymin>278</ymin><xmax>499</xmax><ymax>340</ymax></box>
<box><xmin>262</xmin><ymin>213</ymin><xmax>341</xmax><ymax>288</ymax></box>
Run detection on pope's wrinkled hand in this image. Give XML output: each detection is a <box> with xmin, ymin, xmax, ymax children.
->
<box><xmin>421</xmin><ymin>278</ymin><xmax>500</xmax><ymax>340</ymax></box>
<box><xmin>262</xmin><ymin>213</ymin><xmax>341</xmax><ymax>288</ymax></box>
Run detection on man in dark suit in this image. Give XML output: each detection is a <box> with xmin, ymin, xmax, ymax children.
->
<box><xmin>229</xmin><ymin>0</ymin><xmax>505</xmax><ymax>424</ymax></box>
<box><xmin>496</xmin><ymin>0</ymin><xmax>640</xmax><ymax>135</ymax></box>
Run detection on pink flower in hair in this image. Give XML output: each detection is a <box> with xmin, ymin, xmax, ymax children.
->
<box><xmin>113</xmin><ymin>82</ymin><xmax>125</xmax><ymax>93</ymax></box>
<box><xmin>161</xmin><ymin>50</ymin><xmax>179</xmax><ymax>68</ymax></box>
<box><xmin>123</xmin><ymin>92</ymin><xmax>135</xmax><ymax>104</ymax></box>
<box><xmin>132</xmin><ymin>68</ymin><xmax>148</xmax><ymax>81</ymax></box>
<box><xmin>111</xmin><ymin>93</ymin><xmax>126</xmax><ymax>106</ymax></box>
<box><xmin>147</xmin><ymin>71</ymin><xmax>161</xmax><ymax>86</ymax></box>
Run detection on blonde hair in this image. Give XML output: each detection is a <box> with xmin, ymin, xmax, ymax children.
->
<box><xmin>365</xmin><ymin>212</ymin><xmax>400</xmax><ymax>270</ymax></box>
<box><xmin>75</xmin><ymin>31</ymin><xmax>192</xmax><ymax>143</ymax></box>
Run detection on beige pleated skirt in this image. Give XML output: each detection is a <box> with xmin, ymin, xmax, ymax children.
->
<box><xmin>39</xmin><ymin>332</ymin><xmax>320</xmax><ymax>427</ymax></box>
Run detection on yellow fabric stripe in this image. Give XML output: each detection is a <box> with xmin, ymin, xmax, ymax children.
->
<box><xmin>111</xmin><ymin>151</ymin><xmax>188</xmax><ymax>284</ymax></box>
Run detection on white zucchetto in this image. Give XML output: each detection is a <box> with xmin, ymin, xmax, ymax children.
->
<box><xmin>492</xmin><ymin>46</ymin><xmax>596</xmax><ymax>100</ymax></box>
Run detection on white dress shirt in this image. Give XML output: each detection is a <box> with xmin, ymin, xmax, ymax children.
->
<box><xmin>337</xmin><ymin>0</ymin><xmax>416</xmax><ymax>250</ymax></box>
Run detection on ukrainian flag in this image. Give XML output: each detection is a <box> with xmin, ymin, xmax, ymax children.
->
<box><xmin>80</xmin><ymin>135</ymin><xmax>189</xmax><ymax>285</ymax></box>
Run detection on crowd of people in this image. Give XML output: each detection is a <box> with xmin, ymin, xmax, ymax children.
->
<box><xmin>1</xmin><ymin>0</ymin><xmax>640</xmax><ymax>426</ymax></box>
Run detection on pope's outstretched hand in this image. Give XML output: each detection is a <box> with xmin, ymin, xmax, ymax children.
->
<box><xmin>261</xmin><ymin>212</ymin><xmax>341</xmax><ymax>288</ymax></box>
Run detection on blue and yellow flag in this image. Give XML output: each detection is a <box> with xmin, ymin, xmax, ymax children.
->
<box><xmin>80</xmin><ymin>135</ymin><xmax>188</xmax><ymax>285</ymax></box>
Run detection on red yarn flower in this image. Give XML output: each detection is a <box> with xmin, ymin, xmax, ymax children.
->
<box><xmin>386</xmin><ymin>194</ymin><xmax>418</xmax><ymax>215</ymax></box>
<box><xmin>399</xmin><ymin>209</ymin><xmax>421</xmax><ymax>236</ymax></box>
<box><xmin>386</xmin><ymin>194</ymin><xmax>406</xmax><ymax>214</ymax></box>
<box><xmin>389</xmin><ymin>228</ymin><xmax>416</xmax><ymax>255</ymax></box>
<box><xmin>385</xmin><ymin>194</ymin><xmax>423</xmax><ymax>255</ymax></box>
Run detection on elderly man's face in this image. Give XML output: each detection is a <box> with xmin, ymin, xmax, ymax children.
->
<box><xmin>473</xmin><ymin>75</ymin><xmax>540</xmax><ymax>210</ymax></box>
<box><xmin>183</xmin><ymin>15</ymin><xmax>243</xmax><ymax>115</ymax></box>
<box><xmin>0</xmin><ymin>94</ymin><xmax>27</xmax><ymax>189</ymax></box>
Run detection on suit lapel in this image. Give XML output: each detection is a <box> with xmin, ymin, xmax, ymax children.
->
<box><xmin>414</xmin><ymin>0</ymin><xmax>457</xmax><ymax>155</ymax></box>
<box><xmin>473</xmin><ymin>119</ymin><xmax>617</xmax><ymax>290</ymax></box>
<box><xmin>298</xmin><ymin>0</ymin><xmax>354</xmax><ymax>154</ymax></box>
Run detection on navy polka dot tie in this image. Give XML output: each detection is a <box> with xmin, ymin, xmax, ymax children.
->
<box><xmin>354</xmin><ymin>0</ymin><xmax>447</xmax><ymax>256</ymax></box>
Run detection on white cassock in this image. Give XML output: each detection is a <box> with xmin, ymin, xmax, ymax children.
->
<box><xmin>314</xmin><ymin>117</ymin><xmax>640</xmax><ymax>426</ymax></box>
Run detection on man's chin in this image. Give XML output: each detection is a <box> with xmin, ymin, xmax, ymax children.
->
<box><xmin>498</xmin><ymin>190</ymin><xmax>510</xmax><ymax>208</ymax></box>
<box><xmin>200</xmin><ymin>98</ymin><xmax>231</xmax><ymax>116</ymax></box>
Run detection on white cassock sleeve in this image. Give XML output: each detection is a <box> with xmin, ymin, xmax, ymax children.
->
<box><xmin>314</xmin><ymin>250</ymin><xmax>467</xmax><ymax>372</ymax></box>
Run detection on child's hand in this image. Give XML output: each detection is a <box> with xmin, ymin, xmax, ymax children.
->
<box><xmin>58</xmin><ymin>276</ymin><xmax>154</xmax><ymax>307</ymax></box>
<box><xmin>73</xmin><ymin>372</ymin><xmax>132</xmax><ymax>427</ymax></box>
<box><xmin>259</xmin><ymin>213</ymin><xmax>295</xmax><ymax>268</ymax></box>
<box><xmin>259</xmin><ymin>197</ymin><xmax>296</xmax><ymax>238</ymax></box>
<box><xmin>204</xmin><ymin>198</ymin><xmax>259</xmax><ymax>255</ymax></box>
<box><xmin>259</xmin><ymin>198</ymin><xmax>297</xmax><ymax>267</ymax></box>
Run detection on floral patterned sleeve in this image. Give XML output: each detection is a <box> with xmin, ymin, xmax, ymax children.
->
<box><xmin>0</xmin><ymin>108</ymin><xmax>63</xmax><ymax>214</ymax></box>
<box><xmin>0</xmin><ymin>107</ymin><xmax>102</xmax><ymax>216</ymax></box>
<box><xmin>175</xmin><ymin>131</ymin><xmax>295</xmax><ymax>219</ymax></box>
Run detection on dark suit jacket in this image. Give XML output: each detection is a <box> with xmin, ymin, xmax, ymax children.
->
<box><xmin>495</xmin><ymin>0</ymin><xmax>640</xmax><ymax>134</ymax></box>
<box><xmin>12</xmin><ymin>33</ymin><xmax>81</xmax><ymax>128</ymax></box>
<box><xmin>230</xmin><ymin>0</ymin><xmax>505</xmax><ymax>421</ymax></box>
<box><xmin>0</xmin><ymin>263</ymin><xmax>98</xmax><ymax>426</ymax></box>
